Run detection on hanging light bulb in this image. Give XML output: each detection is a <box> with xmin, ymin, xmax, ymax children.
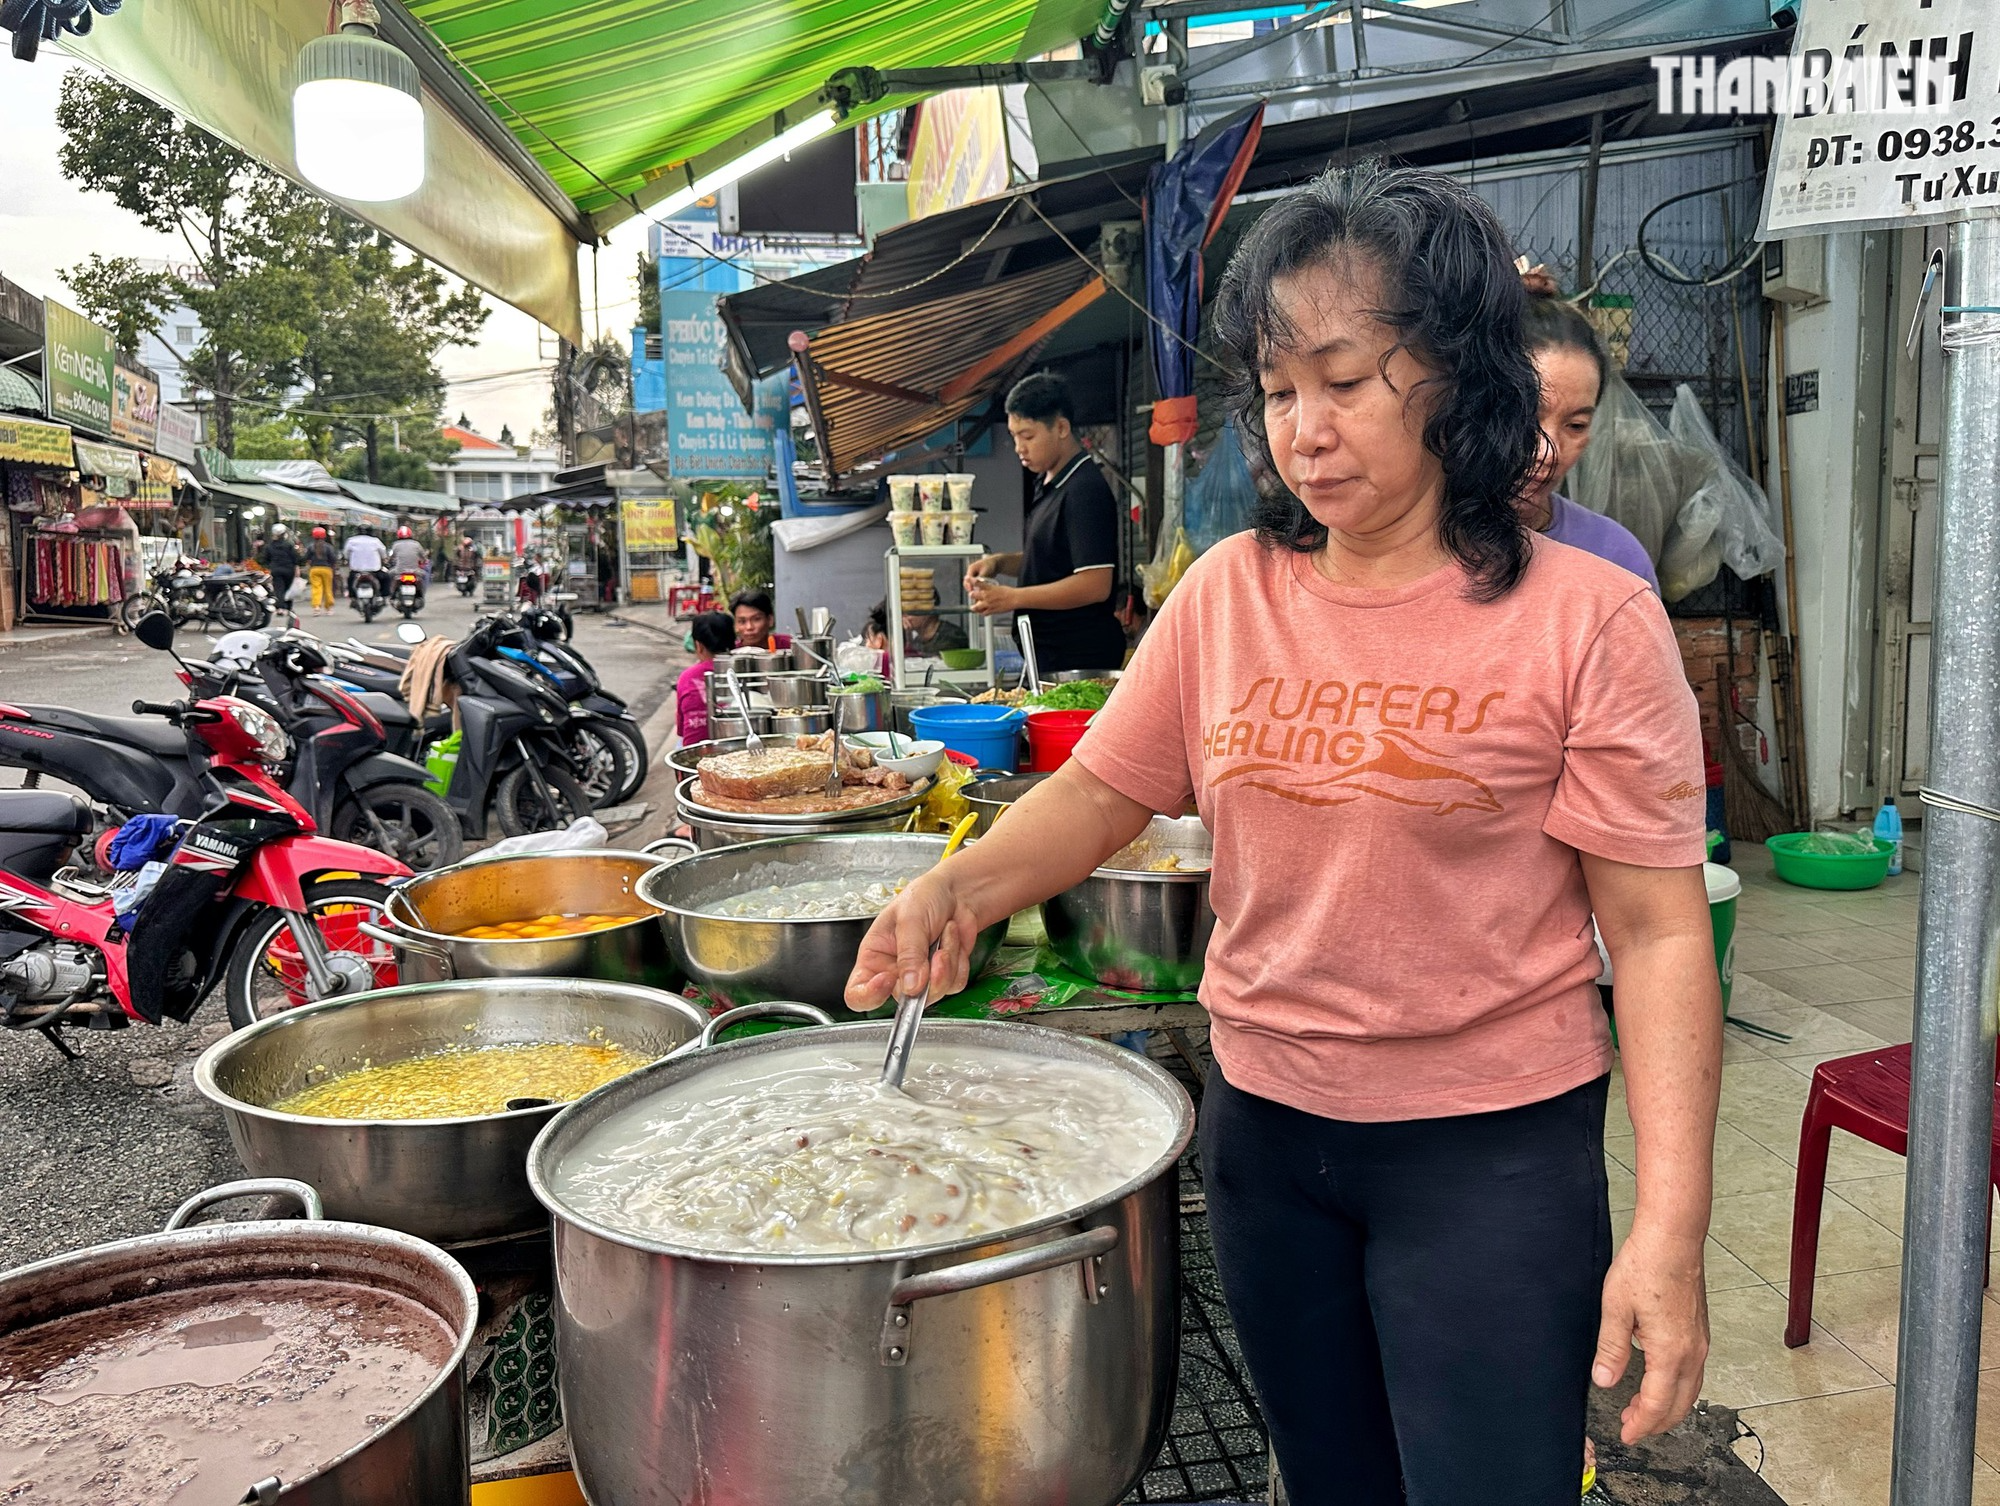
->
<box><xmin>293</xmin><ymin>0</ymin><xmax>425</xmax><ymax>202</ymax></box>
<box><xmin>652</xmin><ymin>109</ymin><xmax>840</xmax><ymax>220</ymax></box>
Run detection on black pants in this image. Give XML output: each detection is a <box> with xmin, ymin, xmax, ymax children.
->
<box><xmin>269</xmin><ymin>568</ymin><xmax>295</xmax><ymax>606</ymax></box>
<box><xmin>1200</xmin><ymin>1070</ymin><xmax>1612</xmax><ymax>1506</ymax></box>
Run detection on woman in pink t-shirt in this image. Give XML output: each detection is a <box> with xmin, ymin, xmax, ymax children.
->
<box><xmin>847</xmin><ymin>164</ymin><xmax>1720</xmax><ymax>1505</ymax></box>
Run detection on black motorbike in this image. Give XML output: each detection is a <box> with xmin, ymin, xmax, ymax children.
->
<box><xmin>491</xmin><ymin>612</ymin><xmax>646</xmax><ymax>805</ymax></box>
<box><xmin>392</xmin><ymin>570</ymin><xmax>426</xmax><ymax>619</ymax></box>
<box><xmin>352</xmin><ymin>571</ymin><xmax>384</xmax><ymax>623</ymax></box>
<box><xmin>185</xmin><ymin>635</ymin><xmax>464</xmax><ymax>871</ymax></box>
<box><xmin>324</xmin><ymin>623</ymin><xmax>593</xmax><ymax>839</ymax></box>
<box><xmin>455</xmin><ymin>561</ymin><xmax>478</xmax><ymax>597</ymax></box>
<box><xmin>120</xmin><ymin>558</ymin><xmax>269</xmax><ymax>632</ymax></box>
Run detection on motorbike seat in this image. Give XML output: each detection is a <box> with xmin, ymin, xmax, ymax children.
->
<box><xmin>16</xmin><ymin>706</ymin><xmax>190</xmax><ymax>758</ymax></box>
<box><xmin>0</xmin><ymin>791</ymin><xmax>91</xmax><ymax>836</ymax></box>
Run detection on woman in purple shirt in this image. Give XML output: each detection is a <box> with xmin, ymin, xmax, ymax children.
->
<box><xmin>1519</xmin><ymin>269</ymin><xmax>1659</xmax><ymax>591</ymax></box>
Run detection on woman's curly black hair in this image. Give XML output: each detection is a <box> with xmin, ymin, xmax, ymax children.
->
<box><xmin>1210</xmin><ymin>162</ymin><xmax>1543</xmax><ymax>601</ymax></box>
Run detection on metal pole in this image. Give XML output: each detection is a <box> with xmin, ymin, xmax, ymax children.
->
<box><xmin>1890</xmin><ymin>214</ymin><xmax>2000</xmax><ymax>1506</ymax></box>
<box><xmin>1161</xmin><ymin>18</ymin><xmax>1189</xmax><ymax>562</ymax></box>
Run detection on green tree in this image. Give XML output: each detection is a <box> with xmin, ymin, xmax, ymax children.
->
<box><xmin>231</xmin><ymin>416</ymin><xmax>312</xmax><ymax>461</ymax></box>
<box><xmin>54</xmin><ymin>72</ymin><xmax>316</xmax><ymax>452</ymax></box>
<box><xmin>330</xmin><ymin>424</ymin><xmax>460</xmax><ymax>491</ymax></box>
<box><xmin>58</xmin><ymin>254</ymin><xmax>175</xmax><ymax>358</ymax></box>
<box><xmin>282</xmin><ymin>221</ymin><xmax>487</xmax><ymax>483</ymax></box>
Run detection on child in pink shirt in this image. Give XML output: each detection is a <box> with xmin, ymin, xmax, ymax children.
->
<box><xmin>675</xmin><ymin>612</ymin><xmax>736</xmax><ymax>746</ymax></box>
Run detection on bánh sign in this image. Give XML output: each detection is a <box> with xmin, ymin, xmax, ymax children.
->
<box><xmin>42</xmin><ymin>298</ymin><xmax>114</xmax><ymax>437</ymax></box>
<box><xmin>112</xmin><ymin>364</ymin><xmax>159</xmax><ymax>449</ymax></box>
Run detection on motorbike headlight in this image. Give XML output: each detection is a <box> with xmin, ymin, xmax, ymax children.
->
<box><xmin>221</xmin><ymin>697</ymin><xmax>291</xmax><ymax>763</ymax></box>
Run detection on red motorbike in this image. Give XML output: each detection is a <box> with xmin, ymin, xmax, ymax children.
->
<box><xmin>0</xmin><ymin>619</ymin><xmax>409</xmax><ymax>1048</ymax></box>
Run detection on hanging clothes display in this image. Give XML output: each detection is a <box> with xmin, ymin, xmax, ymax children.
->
<box><xmin>28</xmin><ymin>529</ymin><xmax>124</xmax><ymax>608</ymax></box>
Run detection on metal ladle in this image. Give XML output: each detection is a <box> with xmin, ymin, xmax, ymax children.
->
<box><xmin>879</xmin><ymin>815</ymin><xmax>978</xmax><ymax>1090</ymax></box>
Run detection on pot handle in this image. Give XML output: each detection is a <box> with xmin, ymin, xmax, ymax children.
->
<box><xmin>664</xmin><ymin>1000</ymin><xmax>835</xmax><ymax>1059</ymax></box>
<box><xmin>641</xmin><ymin>835</ymin><xmax>699</xmax><ymax>864</ymax></box>
<box><xmin>357</xmin><ymin>920</ymin><xmax>455</xmax><ymax>972</ymax></box>
<box><xmin>879</xmin><ymin>1224</ymin><xmax>1121</xmax><ymax>1365</ymax></box>
<box><xmin>166</xmin><ymin>1178</ymin><xmax>324</xmax><ymax>1231</ymax></box>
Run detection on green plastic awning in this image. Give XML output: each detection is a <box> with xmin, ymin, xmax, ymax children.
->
<box><xmin>407</xmin><ymin>0</ymin><xmax>1103</xmax><ymax>224</ymax></box>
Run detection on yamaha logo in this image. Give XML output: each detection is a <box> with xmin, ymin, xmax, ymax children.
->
<box><xmin>184</xmin><ymin>831</ymin><xmax>242</xmax><ymax>861</ymax></box>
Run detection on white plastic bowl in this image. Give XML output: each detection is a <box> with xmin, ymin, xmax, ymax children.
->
<box><xmin>846</xmin><ymin>733</ymin><xmax>946</xmax><ymax>780</ymax></box>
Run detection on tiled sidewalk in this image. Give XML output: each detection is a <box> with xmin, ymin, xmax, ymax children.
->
<box><xmin>1605</xmin><ymin>844</ymin><xmax>2000</xmax><ymax>1503</ymax></box>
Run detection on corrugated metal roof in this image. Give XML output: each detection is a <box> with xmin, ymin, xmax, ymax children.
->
<box><xmin>0</xmin><ymin>365</ymin><xmax>42</xmax><ymax>417</ymax></box>
<box><xmin>797</xmin><ymin>256</ymin><xmax>1104</xmax><ymax>480</ymax></box>
<box><xmin>338</xmin><ymin>479</ymin><xmax>458</xmax><ymax>514</ymax></box>
<box><xmin>721</xmin><ymin>159</ymin><xmax>1152</xmax><ymax>388</ymax></box>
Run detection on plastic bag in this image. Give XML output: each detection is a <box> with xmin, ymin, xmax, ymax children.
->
<box><xmin>1794</xmin><ymin>830</ymin><xmax>1882</xmax><ymax>856</ymax></box>
<box><xmin>1184</xmin><ymin>421</ymin><xmax>1259</xmax><ymax>556</ymax></box>
<box><xmin>475</xmin><ymin>816</ymin><xmax>609</xmax><ymax>860</ymax></box>
<box><xmin>288</xmin><ymin>574</ymin><xmax>310</xmax><ymax>602</ymax></box>
<box><xmin>912</xmin><ymin>756</ymin><xmax>976</xmax><ymax>833</ymax></box>
<box><xmin>1568</xmin><ymin>370</ymin><xmax>1701</xmax><ymax>569</ymax></box>
<box><xmin>1140</xmin><ymin>527</ymin><xmax>1197</xmax><ymax>610</ymax></box>
<box><xmin>1668</xmin><ymin>384</ymin><xmax>1786</xmax><ymax>585</ymax></box>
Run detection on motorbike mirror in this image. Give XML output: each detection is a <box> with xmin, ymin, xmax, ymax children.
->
<box><xmin>395</xmin><ymin>622</ymin><xmax>427</xmax><ymax>645</ymax></box>
<box><xmin>133</xmin><ymin>612</ymin><xmax>175</xmax><ymax>651</ymax></box>
<box><xmin>530</xmin><ymin>614</ymin><xmax>562</xmax><ymax>641</ymax></box>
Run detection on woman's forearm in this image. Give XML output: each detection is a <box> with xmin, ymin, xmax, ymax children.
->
<box><xmin>1611</xmin><ymin>931</ymin><xmax>1722</xmax><ymax>1240</ymax></box>
<box><xmin>950</xmin><ymin>761</ymin><xmax>1155</xmax><ymax>928</ymax></box>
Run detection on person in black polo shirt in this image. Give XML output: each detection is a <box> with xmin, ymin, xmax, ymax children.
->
<box><xmin>966</xmin><ymin>372</ymin><xmax>1126</xmax><ymax>673</ymax></box>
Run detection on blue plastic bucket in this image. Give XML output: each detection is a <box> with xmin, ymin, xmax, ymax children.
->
<box><xmin>910</xmin><ymin>703</ymin><xmax>1026</xmax><ymax>773</ymax></box>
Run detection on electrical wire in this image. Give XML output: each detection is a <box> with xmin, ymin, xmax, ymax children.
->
<box><xmin>1024</xmin><ymin>200</ymin><xmax>1232</xmax><ymax>373</ymax></box>
<box><xmin>1633</xmin><ymin>174</ymin><xmax>1766</xmax><ymax>288</ymax></box>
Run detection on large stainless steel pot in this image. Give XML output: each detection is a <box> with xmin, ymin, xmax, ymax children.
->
<box><xmin>962</xmin><ymin>770</ymin><xmax>1051</xmax><ymax>836</ymax></box>
<box><xmin>638</xmin><ymin>833</ymin><xmax>1008</xmax><ymax>1015</ymax></box>
<box><xmin>1042</xmin><ymin>815</ymin><xmax>1214</xmax><ymax>992</ymax></box>
<box><xmin>0</xmin><ymin>1179</ymin><xmax>477</xmax><ymax>1506</ymax></box>
<box><xmin>771</xmin><ymin>707</ymin><xmax>834</xmax><ymax>738</ymax></box>
<box><xmin>677</xmin><ymin>801</ymin><xmax>912</xmax><ymax>851</ymax></box>
<box><xmin>829</xmin><ymin>685</ymin><xmax>890</xmax><ymax>733</ymax></box>
<box><xmin>760</xmin><ymin>671</ymin><xmax>829</xmax><ymax>708</ymax></box>
<box><xmin>371</xmin><ymin>849</ymin><xmax>681</xmax><ymax>988</ymax></box>
<box><xmin>724</xmin><ymin>647</ymin><xmax>786</xmax><ymax>674</ymax></box>
<box><xmin>195</xmin><ymin>980</ymin><xmax>708</xmax><ymax>1242</ymax></box>
<box><xmin>528</xmin><ymin>1019</ymin><xmax>1192</xmax><ymax>1506</ymax></box>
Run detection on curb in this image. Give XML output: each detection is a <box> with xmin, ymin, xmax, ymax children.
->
<box><xmin>606</xmin><ymin>612</ymin><xmax>684</xmax><ymax>645</ymax></box>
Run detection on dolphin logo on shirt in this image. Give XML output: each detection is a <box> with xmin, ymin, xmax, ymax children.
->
<box><xmin>1213</xmin><ymin>729</ymin><xmax>1502</xmax><ymax>816</ymax></box>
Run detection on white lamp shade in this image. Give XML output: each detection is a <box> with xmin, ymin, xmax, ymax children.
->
<box><xmin>294</xmin><ymin>77</ymin><xmax>426</xmax><ymax>201</ymax></box>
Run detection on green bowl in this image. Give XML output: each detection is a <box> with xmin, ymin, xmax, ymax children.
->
<box><xmin>939</xmin><ymin>648</ymin><xmax>987</xmax><ymax>670</ymax></box>
<box><xmin>1765</xmin><ymin>832</ymin><xmax>1895</xmax><ymax>891</ymax></box>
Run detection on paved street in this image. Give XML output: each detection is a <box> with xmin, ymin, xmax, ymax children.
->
<box><xmin>0</xmin><ymin>594</ymin><xmax>687</xmax><ymax>1266</ymax></box>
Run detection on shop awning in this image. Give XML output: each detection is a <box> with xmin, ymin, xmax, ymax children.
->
<box><xmin>789</xmin><ymin>256</ymin><xmax>1104</xmax><ymax>482</ymax></box>
<box><xmin>58</xmin><ymin>0</ymin><xmax>1107</xmax><ymax>341</ymax></box>
<box><xmin>338</xmin><ymin>478</ymin><xmax>457</xmax><ymax>516</ymax></box>
<box><xmin>0</xmin><ymin>366</ymin><xmax>42</xmax><ymax>418</ymax></box>
<box><xmin>203</xmin><ymin>480</ymin><xmax>397</xmax><ymax>530</ymax></box>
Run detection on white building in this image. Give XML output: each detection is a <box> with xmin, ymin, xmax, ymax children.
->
<box><xmin>430</xmin><ymin>423</ymin><xmax>560</xmax><ymax>503</ymax></box>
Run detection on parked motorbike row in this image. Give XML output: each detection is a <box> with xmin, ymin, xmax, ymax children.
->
<box><xmin>119</xmin><ymin>556</ymin><xmax>277</xmax><ymax>633</ymax></box>
<box><xmin>0</xmin><ymin>613</ymin><xmax>410</xmax><ymax>1049</ymax></box>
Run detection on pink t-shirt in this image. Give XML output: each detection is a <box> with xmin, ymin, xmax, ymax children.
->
<box><xmin>676</xmin><ymin>660</ymin><xmax>715</xmax><ymax>745</ymax></box>
<box><xmin>1074</xmin><ymin>531</ymin><xmax>1704</xmax><ymax>1122</ymax></box>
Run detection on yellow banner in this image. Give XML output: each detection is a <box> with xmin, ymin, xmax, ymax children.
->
<box><xmin>620</xmin><ymin>497</ymin><xmax>678</xmax><ymax>550</ymax></box>
<box><xmin>0</xmin><ymin>416</ymin><xmax>75</xmax><ymax>468</ymax></box>
<box><xmin>906</xmin><ymin>89</ymin><xmax>1011</xmax><ymax>222</ymax></box>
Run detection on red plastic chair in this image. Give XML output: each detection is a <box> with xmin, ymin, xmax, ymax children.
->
<box><xmin>1785</xmin><ymin>1042</ymin><xmax>2000</xmax><ymax>1348</ymax></box>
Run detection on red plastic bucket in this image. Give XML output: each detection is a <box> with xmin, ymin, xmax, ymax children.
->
<box><xmin>1024</xmin><ymin>709</ymin><xmax>1095</xmax><ymax>772</ymax></box>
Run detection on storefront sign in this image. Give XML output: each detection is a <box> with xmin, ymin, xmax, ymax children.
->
<box><xmin>0</xmin><ymin>415</ymin><xmax>74</xmax><ymax>468</ymax></box>
<box><xmin>907</xmin><ymin>89</ymin><xmax>1012</xmax><ymax>222</ymax></box>
<box><xmin>72</xmin><ymin>437</ymin><xmax>145</xmax><ymax>483</ymax></box>
<box><xmin>42</xmin><ymin>298</ymin><xmax>115</xmax><ymax>437</ymax></box>
<box><xmin>111</xmin><ymin>364</ymin><xmax>160</xmax><ymax>449</ymax></box>
<box><xmin>661</xmin><ymin>288</ymin><xmax>776</xmax><ymax>481</ymax></box>
<box><xmin>155</xmin><ymin>402</ymin><xmax>200</xmax><ymax>463</ymax></box>
<box><xmin>620</xmin><ymin>496</ymin><xmax>679</xmax><ymax>549</ymax></box>
<box><xmin>1760</xmin><ymin>0</ymin><xmax>1999</xmax><ymax>237</ymax></box>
